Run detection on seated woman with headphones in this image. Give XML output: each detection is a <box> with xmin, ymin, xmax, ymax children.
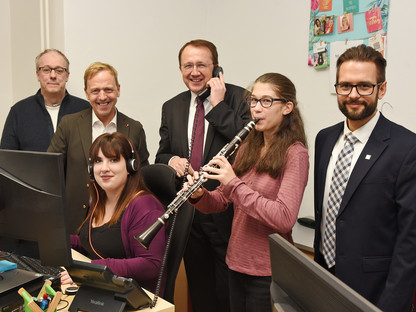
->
<box><xmin>60</xmin><ymin>132</ymin><xmax>167</xmax><ymax>294</ymax></box>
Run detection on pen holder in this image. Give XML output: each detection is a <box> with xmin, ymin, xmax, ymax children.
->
<box><xmin>18</xmin><ymin>280</ymin><xmax>62</xmax><ymax>312</ymax></box>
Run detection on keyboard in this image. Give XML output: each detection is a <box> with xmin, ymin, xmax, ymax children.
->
<box><xmin>0</xmin><ymin>251</ymin><xmax>63</xmax><ymax>278</ymax></box>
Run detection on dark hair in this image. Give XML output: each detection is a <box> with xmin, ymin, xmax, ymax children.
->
<box><xmin>234</xmin><ymin>73</ymin><xmax>307</xmax><ymax>178</ymax></box>
<box><xmin>178</xmin><ymin>39</ymin><xmax>219</xmax><ymax>66</ymax></box>
<box><xmin>80</xmin><ymin>132</ymin><xmax>150</xmax><ymax>229</ymax></box>
<box><xmin>336</xmin><ymin>44</ymin><xmax>386</xmax><ymax>83</ymax></box>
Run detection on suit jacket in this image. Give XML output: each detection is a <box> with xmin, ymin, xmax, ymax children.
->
<box><xmin>155</xmin><ymin>83</ymin><xmax>250</xmax><ymax>241</ymax></box>
<box><xmin>47</xmin><ymin>108</ymin><xmax>150</xmax><ymax>234</ymax></box>
<box><xmin>314</xmin><ymin>113</ymin><xmax>416</xmax><ymax>312</ymax></box>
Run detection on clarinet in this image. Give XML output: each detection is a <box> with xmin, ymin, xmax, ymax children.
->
<box><xmin>135</xmin><ymin>119</ymin><xmax>258</xmax><ymax>249</ymax></box>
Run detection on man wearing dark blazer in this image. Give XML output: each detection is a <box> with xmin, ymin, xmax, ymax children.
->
<box><xmin>314</xmin><ymin>45</ymin><xmax>416</xmax><ymax>312</ymax></box>
<box><xmin>156</xmin><ymin>39</ymin><xmax>250</xmax><ymax>312</ymax></box>
<box><xmin>48</xmin><ymin>62</ymin><xmax>149</xmax><ymax>234</ymax></box>
<box><xmin>1</xmin><ymin>49</ymin><xmax>90</xmax><ymax>152</ymax></box>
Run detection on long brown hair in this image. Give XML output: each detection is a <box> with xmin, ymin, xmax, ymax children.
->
<box><xmin>79</xmin><ymin>132</ymin><xmax>150</xmax><ymax>230</ymax></box>
<box><xmin>234</xmin><ymin>73</ymin><xmax>307</xmax><ymax>178</ymax></box>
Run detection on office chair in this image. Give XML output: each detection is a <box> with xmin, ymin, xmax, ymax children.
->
<box><xmin>141</xmin><ymin>163</ymin><xmax>194</xmax><ymax>304</ymax></box>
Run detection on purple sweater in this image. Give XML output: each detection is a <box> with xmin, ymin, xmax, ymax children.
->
<box><xmin>71</xmin><ymin>194</ymin><xmax>167</xmax><ymax>294</ymax></box>
<box><xmin>192</xmin><ymin>142</ymin><xmax>309</xmax><ymax>276</ymax></box>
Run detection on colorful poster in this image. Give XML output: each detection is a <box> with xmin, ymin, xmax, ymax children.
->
<box><xmin>343</xmin><ymin>0</ymin><xmax>359</xmax><ymax>13</ymax></box>
<box><xmin>308</xmin><ymin>0</ymin><xmax>390</xmax><ymax>68</ymax></box>
<box><xmin>365</xmin><ymin>7</ymin><xmax>383</xmax><ymax>33</ymax></box>
<box><xmin>338</xmin><ymin>13</ymin><xmax>354</xmax><ymax>33</ymax></box>
<box><xmin>319</xmin><ymin>0</ymin><xmax>332</xmax><ymax>12</ymax></box>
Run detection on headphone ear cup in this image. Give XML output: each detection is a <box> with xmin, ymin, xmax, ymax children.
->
<box><xmin>88</xmin><ymin>158</ymin><xmax>95</xmax><ymax>182</ymax></box>
<box><xmin>126</xmin><ymin>157</ymin><xmax>138</xmax><ymax>174</ymax></box>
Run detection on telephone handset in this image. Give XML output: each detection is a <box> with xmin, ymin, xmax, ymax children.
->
<box><xmin>197</xmin><ymin>66</ymin><xmax>224</xmax><ymax>102</ymax></box>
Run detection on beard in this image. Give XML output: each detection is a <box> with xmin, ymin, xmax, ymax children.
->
<box><xmin>338</xmin><ymin>93</ymin><xmax>378</xmax><ymax>121</ymax></box>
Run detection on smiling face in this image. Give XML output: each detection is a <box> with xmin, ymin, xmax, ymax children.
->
<box><xmin>85</xmin><ymin>69</ymin><xmax>120</xmax><ymax>126</ymax></box>
<box><xmin>250</xmin><ymin>82</ymin><xmax>293</xmax><ymax>141</ymax></box>
<box><xmin>179</xmin><ymin>45</ymin><xmax>214</xmax><ymax>94</ymax></box>
<box><xmin>36</xmin><ymin>51</ymin><xmax>69</xmax><ymax>97</ymax></box>
<box><xmin>93</xmin><ymin>148</ymin><xmax>128</xmax><ymax>196</ymax></box>
<box><xmin>337</xmin><ymin>60</ymin><xmax>386</xmax><ymax>131</ymax></box>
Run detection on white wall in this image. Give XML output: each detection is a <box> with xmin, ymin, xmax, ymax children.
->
<box><xmin>2</xmin><ymin>0</ymin><xmax>416</xmax><ymax>221</ymax></box>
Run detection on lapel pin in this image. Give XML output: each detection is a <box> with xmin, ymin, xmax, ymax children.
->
<box><xmin>365</xmin><ymin>154</ymin><xmax>371</xmax><ymax>160</ymax></box>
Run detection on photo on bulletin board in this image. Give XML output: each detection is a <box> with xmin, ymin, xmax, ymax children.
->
<box><xmin>325</xmin><ymin>16</ymin><xmax>335</xmax><ymax>34</ymax></box>
<box><xmin>338</xmin><ymin>13</ymin><xmax>354</xmax><ymax>33</ymax></box>
<box><xmin>314</xmin><ymin>17</ymin><xmax>326</xmax><ymax>36</ymax></box>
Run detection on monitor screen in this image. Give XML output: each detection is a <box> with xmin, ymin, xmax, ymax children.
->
<box><xmin>268</xmin><ymin>233</ymin><xmax>381</xmax><ymax>312</ymax></box>
<box><xmin>0</xmin><ymin>149</ymin><xmax>72</xmax><ymax>267</ymax></box>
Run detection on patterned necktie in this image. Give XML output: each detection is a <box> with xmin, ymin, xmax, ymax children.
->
<box><xmin>323</xmin><ymin>132</ymin><xmax>359</xmax><ymax>268</ymax></box>
<box><xmin>190</xmin><ymin>98</ymin><xmax>204</xmax><ymax>171</ymax></box>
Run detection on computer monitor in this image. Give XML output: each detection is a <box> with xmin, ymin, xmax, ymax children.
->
<box><xmin>0</xmin><ymin>149</ymin><xmax>72</xmax><ymax>267</ymax></box>
<box><xmin>268</xmin><ymin>233</ymin><xmax>381</xmax><ymax>312</ymax></box>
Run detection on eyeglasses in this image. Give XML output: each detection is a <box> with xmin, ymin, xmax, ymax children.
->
<box><xmin>181</xmin><ymin>63</ymin><xmax>213</xmax><ymax>72</ymax></box>
<box><xmin>246</xmin><ymin>96</ymin><xmax>287</xmax><ymax>108</ymax></box>
<box><xmin>38</xmin><ymin>66</ymin><xmax>68</xmax><ymax>75</ymax></box>
<box><xmin>334</xmin><ymin>82</ymin><xmax>383</xmax><ymax>96</ymax></box>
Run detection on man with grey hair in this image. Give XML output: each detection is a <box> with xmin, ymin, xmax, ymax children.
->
<box><xmin>0</xmin><ymin>49</ymin><xmax>89</xmax><ymax>151</ymax></box>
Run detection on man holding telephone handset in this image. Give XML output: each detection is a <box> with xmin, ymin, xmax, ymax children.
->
<box><xmin>156</xmin><ymin>39</ymin><xmax>250</xmax><ymax>312</ymax></box>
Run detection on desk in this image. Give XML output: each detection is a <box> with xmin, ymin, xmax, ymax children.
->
<box><xmin>58</xmin><ymin>250</ymin><xmax>174</xmax><ymax>312</ymax></box>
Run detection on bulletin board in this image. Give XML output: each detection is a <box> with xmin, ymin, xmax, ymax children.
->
<box><xmin>308</xmin><ymin>0</ymin><xmax>390</xmax><ymax>72</ymax></box>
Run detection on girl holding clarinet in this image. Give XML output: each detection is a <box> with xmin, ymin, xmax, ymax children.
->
<box><xmin>184</xmin><ymin>73</ymin><xmax>309</xmax><ymax>312</ymax></box>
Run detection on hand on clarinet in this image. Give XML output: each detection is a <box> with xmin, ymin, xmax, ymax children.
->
<box><xmin>182</xmin><ymin>171</ymin><xmax>205</xmax><ymax>200</ymax></box>
<box><xmin>203</xmin><ymin>155</ymin><xmax>236</xmax><ymax>186</ymax></box>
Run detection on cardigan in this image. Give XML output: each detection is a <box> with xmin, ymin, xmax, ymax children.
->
<box><xmin>70</xmin><ymin>194</ymin><xmax>167</xmax><ymax>294</ymax></box>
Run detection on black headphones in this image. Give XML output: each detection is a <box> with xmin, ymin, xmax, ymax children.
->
<box><xmin>88</xmin><ymin>142</ymin><xmax>138</xmax><ymax>182</ymax></box>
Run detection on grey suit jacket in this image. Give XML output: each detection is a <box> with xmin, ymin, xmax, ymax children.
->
<box><xmin>48</xmin><ymin>108</ymin><xmax>149</xmax><ymax>234</ymax></box>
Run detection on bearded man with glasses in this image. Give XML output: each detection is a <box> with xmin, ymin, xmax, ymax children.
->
<box><xmin>0</xmin><ymin>49</ymin><xmax>89</xmax><ymax>151</ymax></box>
<box><xmin>314</xmin><ymin>44</ymin><xmax>416</xmax><ymax>312</ymax></box>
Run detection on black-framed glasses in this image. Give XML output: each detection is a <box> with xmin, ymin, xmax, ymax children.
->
<box><xmin>334</xmin><ymin>82</ymin><xmax>383</xmax><ymax>96</ymax></box>
<box><xmin>38</xmin><ymin>66</ymin><xmax>68</xmax><ymax>75</ymax></box>
<box><xmin>246</xmin><ymin>96</ymin><xmax>287</xmax><ymax>108</ymax></box>
<box><xmin>180</xmin><ymin>63</ymin><xmax>213</xmax><ymax>72</ymax></box>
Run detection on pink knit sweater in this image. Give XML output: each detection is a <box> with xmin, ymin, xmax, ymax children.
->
<box><xmin>193</xmin><ymin>142</ymin><xmax>309</xmax><ymax>276</ymax></box>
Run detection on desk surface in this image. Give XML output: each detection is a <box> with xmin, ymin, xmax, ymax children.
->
<box><xmin>58</xmin><ymin>250</ymin><xmax>174</xmax><ymax>312</ymax></box>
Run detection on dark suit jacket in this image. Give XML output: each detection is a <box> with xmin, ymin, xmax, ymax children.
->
<box><xmin>47</xmin><ymin>108</ymin><xmax>149</xmax><ymax>234</ymax></box>
<box><xmin>155</xmin><ymin>83</ymin><xmax>250</xmax><ymax>241</ymax></box>
<box><xmin>314</xmin><ymin>113</ymin><xmax>416</xmax><ymax>312</ymax></box>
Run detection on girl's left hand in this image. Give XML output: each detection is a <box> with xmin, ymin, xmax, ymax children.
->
<box><xmin>203</xmin><ymin>156</ymin><xmax>236</xmax><ymax>186</ymax></box>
